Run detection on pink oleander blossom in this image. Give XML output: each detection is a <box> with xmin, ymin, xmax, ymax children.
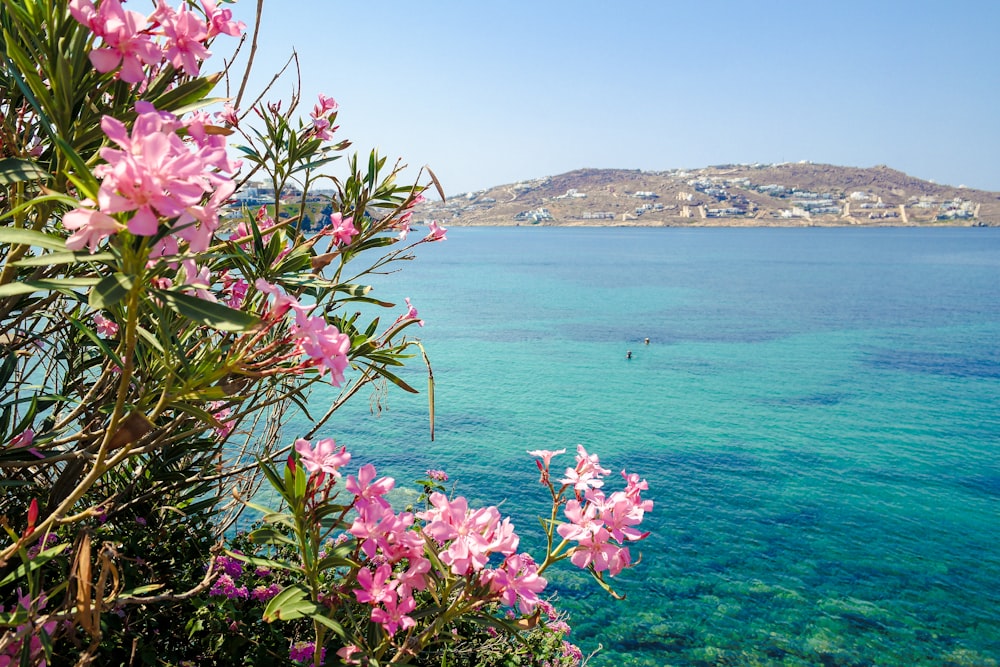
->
<box><xmin>327</xmin><ymin>212</ymin><xmax>358</xmax><ymax>246</ymax></box>
<box><xmin>291</xmin><ymin>312</ymin><xmax>351</xmax><ymax>384</ymax></box>
<box><xmin>354</xmin><ymin>563</ymin><xmax>396</xmax><ymax>606</ymax></box>
<box><xmin>153</xmin><ymin>1</ymin><xmax>211</xmax><ymax>77</ymax></box>
<box><xmin>528</xmin><ymin>448</ymin><xmax>566</xmax><ymax>471</ymax></box>
<box><xmin>311</xmin><ymin>94</ymin><xmax>338</xmax><ymax>119</ymax></box>
<box><xmin>425</xmin><ymin>220</ymin><xmax>447</xmax><ymax>241</ymax></box>
<box><xmin>93</xmin><ymin>313</ymin><xmax>119</xmax><ymax>337</ymax></box>
<box><xmin>62</xmin><ymin>206</ymin><xmax>125</xmax><ymax>253</ymax></box>
<box><xmin>346</xmin><ymin>464</ymin><xmax>395</xmax><ymax>510</ymax></box>
<box><xmin>418</xmin><ymin>492</ymin><xmax>519</xmax><ymax>575</ymax></box>
<box><xmin>254</xmin><ymin>279</ymin><xmax>303</xmax><ymax>318</ymax></box>
<box><xmin>71</xmin><ymin>0</ymin><xmax>163</xmax><ymax>84</ymax></box>
<box><xmin>294</xmin><ymin>438</ymin><xmax>350</xmax><ymax>477</ymax></box>
<box><xmin>336</xmin><ymin>645</ymin><xmax>362</xmax><ymax>666</ymax></box>
<box><xmin>200</xmin><ymin>0</ymin><xmax>246</xmax><ymax>37</ymax></box>
<box><xmin>370</xmin><ymin>589</ymin><xmax>417</xmax><ymax>636</ymax></box>
<box><xmin>94</xmin><ymin>103</ymin><xmax>219</xmax><ymax>237</ymax></box>
<box><xmin>486</xmin><ymin>553</ymin><xmax>548</xmax><ymax>614</ymax></box>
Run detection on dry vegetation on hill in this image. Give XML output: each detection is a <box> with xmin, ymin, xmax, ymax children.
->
<box><xmin>414</xmin><ymin>164</ymin><xmax>1000</xmax><ymax>227</ymax></box>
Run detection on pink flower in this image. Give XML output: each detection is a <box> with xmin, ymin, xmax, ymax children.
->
<box><xmin>346</xmin><ymin>464</ymin><xmax>395</xmax><ymax>510</ymax></box>
<box><xmin>336</xmin><ymin>645</ymin><xmax>362</xmax><ymax>666</ymax></box>
<box><xmin>218</xmin><ymin>102</ymin><xmax>239</xmax><ymax>127</ymax></box>
<box><xmin>154</xmin><ymin>2</ymin><xmax>211</xmax><ymax>77</ymax></box>
<box><xmin>560</xmin><ymin>444</ymin><xmax>611</xmax><ymax>493</ymax></box>
<box><xmin>425</xmin><ymin>220</ymin><xmax>447</xmax><ymax>241</ymax></box>
<box><xmin>93</xmin><ymin>313</ymin><xmax>119</xmax><ymax>337</ymax></box>
<box><xmin>200</xmin><ymin>0</ymin><xmax>246</xmax><ymax>38</ymax></box>
<box><xmin>556</xmin><ymin>498</ymin><xmax>600</xmax><ymax>542</ymax></box>
<box><xmin>425</xmin><ymin>469</ymin><xmax>448</xmax><ymax>482</ymax></box>
<box><xmin>394</xmin><ymin>297</ymin><xmax>424</xmax><ymax>327</ymax></box>
<box><xmin>418</xmin><ymin>493</ymin><xmax>516</xmax><ymax>575</ymax></box>
<box><xmin>291</xmin><ymin>313</ymin><xmax>351</xmax><ymax>385</ymax></box>
<box><xmin>72</xmin><ymin>0</ymin><xmax>162</xmax><ymax>84</ymax></box>
<box><xmin>8</xmin><ymin>429</ymin><xmax>34</xmax><ymax>450</ymax></box>
<box><xmin>294</xmin><ymin>438</ymin><xmax>350</xmax><ymax>477</ymax></box>
<box><xmin>486</xmin><ymin>553</ymin><xmax>548</xmax><ymax>614</ymax></box>
<box><xmin>528</xmin><ymin>448</ymin><xmax>566</xmax><ymax>471</ymax></box>
<box><xmin>93</xmin><ymin>104</ymin><xmax>217</xmax><ymax>237</ymax></box>
<box><xmin>354</xmin><ymin>563</ymin><xmax>396</xmax><ymax>606</ymax></box>
<box><xmin>310</xmin><ymin>94</ymin><xmax>338</xmax><ymax>120</ymax></box>
<box><xmin>568</xmin><ymin>527</ymin><xmax>619</xmax><ymax>573</ymax></box>
<box><xmin>255</xmin><ymin>279</ymin><xmax>303</xmax><ymax>318</ymax></box>
<box><xmin>62</xmin><ymin>207</ymin><xmax>125</xmax><ymax>253</ymax></box>
<box><xmin>370</xmin><ymin>589</ymin><xmax>417</xmax><ymax>636</ymax></box>
<box><xmin>327</xmin><ymin>212</ymin><xmax>358</xmax><ymax>246</ymax></box>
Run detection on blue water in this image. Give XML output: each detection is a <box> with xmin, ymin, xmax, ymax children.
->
<box><xmin>290</xmin><ymin>227</ymin><xmax>1000</xmax><ymax>666</ymax></box>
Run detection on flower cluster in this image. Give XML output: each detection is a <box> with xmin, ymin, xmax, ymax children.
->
<box><xmin>256</xmin><ymin>281</ymin><xmax>353</xmax><ymax>384</ymax></box>
<box><xmin>533</xmin><ymin>445</ymin><xmax>653</xmax><ymax>577</ymax></box>
<box><xmin>69</xmin><ymin>0</ymin><xmax>244</xmax><ymax>84</ymax></box>
<box><xmin>62</xmin><ymin>100</ymin><xmax>239</xmax><ymax>258</ymax></box>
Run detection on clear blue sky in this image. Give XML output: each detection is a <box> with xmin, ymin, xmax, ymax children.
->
<box><xmin>219</xmin><ymin>0</ymin><xmax>1000</xmax><ymax>196</ymax></box>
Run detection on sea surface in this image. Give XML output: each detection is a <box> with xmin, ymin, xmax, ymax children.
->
<box><xmin>287</xmin><ymin>227</ymin><xmax>1000</xmax><ymax>666</ymax></box>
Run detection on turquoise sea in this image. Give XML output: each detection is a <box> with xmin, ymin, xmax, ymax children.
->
<box><xmin>292</xmin><ymin>227</ymin><xmax>1000</xmax><ymax>666</ymax></box>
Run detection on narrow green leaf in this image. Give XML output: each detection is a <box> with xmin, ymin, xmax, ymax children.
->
<box><xmin>153</xmin><ymin>288</ymin><xmax>260</xmax><ymax>332</ymax></box>
<box><xmin>311</xmin><ymin>614</ymin><xmax>345</xmax><ymax>637</ymax></box>
<box><xmin>89</xmin><ymin>273</ymin><xmax>132</xmax><ymax>309</ymax></box>
<box><xmin>0</xmin><ymin>227</ymin><xmax>68</xmax><ymax>250</ymax></box>
<box><xmin>366</xmin><ymin>364</ymin><xmax>419</xmax><ymax>394</ymax></box>
<box><xmin>0</xmin><ymin>277</ymin><xmax>99</xmax><ymax>297</ymax></box>
<box><xmin>12</xmin><ymin>251</ymin><xmax>115</xmax><ymax>267</ymax></box>
<box><xmin>0</xmin><ymin>543</ymin><xmax>70</xmax><ymax>587</ymax></box>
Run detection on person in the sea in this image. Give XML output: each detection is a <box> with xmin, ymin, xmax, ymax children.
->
<box><xmin>644</xmin><ymin>337</ymin><xmax>650</xmax><ymax>345</ymax></box>
<box><xmin>626</xmin><ymin>350</ymin><xmax>632</xmax><ymax>359</ymax></box>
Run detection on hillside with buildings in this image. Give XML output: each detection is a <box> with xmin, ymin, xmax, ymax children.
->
<box><xmin>411</xmin><ymin>163</ymin><xmax>1000</xmax><ymax>227</ymax></box>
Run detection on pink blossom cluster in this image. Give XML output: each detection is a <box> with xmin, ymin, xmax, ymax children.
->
<box><xmin>308</xmin><ymin>93</ymin><xmax>340</xmax><ymax>141</ymax></box>
<box><xmin>256</xmin><ymin>280</ymin><xmax>352</xmax><ymax>385</ymax></box>
<box><xmin>289</xmin><ymin>441</ymin><xmax>552</xmax><ymax>637</ymax></box>
<box><xmin>551</xmin><ymin>446</ymin><xmax>652</xmax><ymax>576</ymax></box>
<box><xmin>69</xmin><ymin>0</ymin><xmax>244</xmax><ymax>84</ymax></box>
<box><xmin>528</xmin><ymin>446</ymin><xmax>652</xmax><ymax>578</ymax></box>
<box><xmin>63</xmin><ymin>101</ymin><xmax>239</xmax><ymax>257</ymax></box>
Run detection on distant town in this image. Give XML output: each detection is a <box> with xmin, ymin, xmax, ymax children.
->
<box><xmin>408</xmin><ymin>163</ymin><xmax>1000</xmax><ymax>228</ymax></box>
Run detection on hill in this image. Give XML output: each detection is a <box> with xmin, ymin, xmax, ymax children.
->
<box><xmin>414</xmin><ymin>163</ymin><xmax>1000</xmax><ymax>227</ymax></box>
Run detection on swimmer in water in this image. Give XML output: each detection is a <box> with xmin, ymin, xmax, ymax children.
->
<box><xmin>626</xmin><ymin>350</ymin><xmax>632</xmax><ymax>359</ymax></box>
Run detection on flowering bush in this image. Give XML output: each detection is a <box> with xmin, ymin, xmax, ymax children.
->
<box><xmin>0</xmin><ymin>0</ymin><xmax>652</xmax><ymax>664</ymax></box>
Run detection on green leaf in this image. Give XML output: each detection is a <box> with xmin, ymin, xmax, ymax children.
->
<box><xmin>0</xmin><ymin>157</ymin><xmax>48</xmax><ymax>185</ymax></box>
<box><xmin>153</xmin><ymin>288</ymin><xmax>260</xmax><ymax>332</ymax></box>
<box><xmin>311</xmin><ymin>614</ymin><xmax>345</xmax><ymax>637</ymax></box>
<box><xmin>225</xmin><ymin>550</ymin><xmax>299</xmax><ymax>574</ymax></box>
<box><xmin>261</xmin><ymin>584</ymin><xmax>313</xmax><ymax>622</ymax></box>
<box><xmin>0</xmin><ymin>227</ymin><xmax>68</xmax><ymax>250</ymax></box>
<box><xmin>0</xmin><ymin>277</ymin><xmax>99</xmax><ymax>297</ymax></box>
<box><xmin>12</xmin><ymin>251</ymin><xmax>115</xmax><ymax>267</ymax></box>
<box><xmin>366</xmin><ymin>364</ymin><xmax>419</xmax><ymax>394</ymax></box>
<box><xmin>120</xmin><ymin>583</ymin><xmax>165</xmax><ymax>597</ymax></box>
<box><xmin>89</xmin><ymin>273</ymin><xmax>133</xmax><ymax>309</ymax></box>
<box><xmin>246</xmin><ymin>526</ymin><xmax>297</xmax><ymax>548</ymax></box>
<box><xmin>0</xmin><ymin>543</ymin><xmax>70</xmax><ymax>587</ymax></box>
